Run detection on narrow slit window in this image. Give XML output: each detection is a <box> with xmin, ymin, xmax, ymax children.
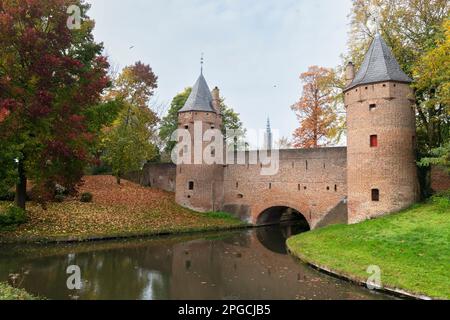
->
<box><xmin>306</xmin><ymin>160</ymin><xmax>308</xmax><ymax>170</ymax></box>
<box><xmin>334</xmin><ymin>185</ymin><xmax>337</xmax><ymax>192</ymax></box>
<box><xmin>269</xmin><ymin>183</ymin><xmax>272</xmax><ymax>190</ymax></box>
<box><xmin>188</xmin><ymin>181</ymin><xmax>194</xmax><ymax>190</ymax></box>
<box><xmin>370</xmin><ymin>135</ymin><xmax>378</xmax><ymax>147</ymax></box>
<box><xmin>236</xmin><ymin>182</ymin><xmax>239</xmax><ymax>189</ymax></box>
<box><xmin>371</xmin><ymin>189</ymin><xmax>380</xmax><ymax>202</ymax></box>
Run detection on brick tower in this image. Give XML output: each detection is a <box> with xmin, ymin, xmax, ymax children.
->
<box><xmin>344</xmin><ymin>34</ymin><xmax>419</xmax><ymax>224</ymax></box>
<box><xmin>175</xmin><ymin>72</ymin><xmax>224</xmax><ymax>212</ymax></box>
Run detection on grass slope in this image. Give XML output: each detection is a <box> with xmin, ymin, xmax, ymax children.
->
<box><xmin>287</xmin><ymin>195</ymin><xmax>450</xmax><ymax>299</ymax></box>
<box><xmin>0</xmin><ymin>176</ymin><xmax>245</xmax><ymax>243</ymax></box>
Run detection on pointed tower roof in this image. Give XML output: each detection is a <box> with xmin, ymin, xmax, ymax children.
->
<box><xmin>346</xmin><ymin>34</ymin><xmax>412</xmax><ymax>91</ymax></box>
<box><xmin>179</xmin><ymin>73</ymin><xmax>216</xmax><ymax>113</ymax></box>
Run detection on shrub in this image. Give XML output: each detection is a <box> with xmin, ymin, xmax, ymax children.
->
<box><xmin>55</xmin><ymin>184</ymin><xmax>68</xmax><ymax>196</ymax></box>
<box><xmin>54</xmin><ymin>195</ymin><xmax>65</xmax><ymax>203</ymax></box>
<box><xmin>0</xmin><ymin>206</ymin><xmax>27</xmax><ymax>229</ymax></box>
<box><xmin>0</xmin><ymin>191</ymin><xmax>15</xmax><ymax>202</ymax></box>
<box><xmin>80</xmin><ymin>192</ymin><xmax>93</xmax><ymax>203</ymax></box>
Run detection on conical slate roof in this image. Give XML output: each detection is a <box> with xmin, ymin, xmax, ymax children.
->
<box><xmin>179</xmin><ymin>73</ymin><xmax>216</xmax><ymax>113</ymax></box>
<box><xmin>346</xmin><ymin>34</ymin><xmax>412</xmax><ymax>91</ymax></box>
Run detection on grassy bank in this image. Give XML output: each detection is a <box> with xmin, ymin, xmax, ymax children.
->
<box><xmin>0</xmin><ymin>283</ymin><xmax>38</xmax><ymax>300</ymax></box>
<box><xmin>0</xmin><ymin>176</ymin><xmax>246</xmax><ymax>244</ymax></box>
<box><xmin>287</xmin><ymin>195</ymin><xmax>450</xmax><ymax>300</ymax></box>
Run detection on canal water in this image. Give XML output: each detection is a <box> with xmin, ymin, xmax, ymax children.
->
<box><xmin>0</xmin><ymin>223</ymin><xmax>392</xmax><ymax>300</ymax></box>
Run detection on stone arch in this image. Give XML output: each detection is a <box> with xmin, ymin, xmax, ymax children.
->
<box><xmin>254</xmin><ymin>201</ymin><xmax>311</xmax><ymax>228</ymax></box>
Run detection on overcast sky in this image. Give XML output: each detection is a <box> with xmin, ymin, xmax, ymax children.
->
<box><xmin>87</xmin><ymin>0</ymin><xmax>353</xmax><ymax>141</ymax></box>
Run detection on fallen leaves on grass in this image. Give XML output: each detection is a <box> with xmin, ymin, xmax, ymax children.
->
<box><xmin>0</xmin><ymin>176</ymin><xmax>243</xmax><ymax>242</ymax></box>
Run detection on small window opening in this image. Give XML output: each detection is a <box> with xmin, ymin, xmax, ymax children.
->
<box><xmin>184</xmin><ymin>125</ymin><xmax>189</xmax><ymax>129</ymax></box>
<box><xmin>304</xmin><ymin>186</ymin><xmax>307</xmax><ymax>190</ymax></box>
<box><xmin>188</xmin><ymin>181</ymin><xmax>194</xmax><ymax>190</ymax></box>
<box><xmin>236</xmin><ymin>182</ymin><xmax>239</xmax><ymax>189</ymax></box>
<box><xmin>306</xmin><ymin>160</ymin><xmax>308</xmax><ymax>170</ymax></box>
<box><xmin>298</xmin><ymin>184</ymin><xmax>301</xmax><ymax>191</ymax></box>
<box><xmin>334</xmin><ymin>185</ymin><xmax>337</xmax><ymax>192</ymax></box>
<box><xmin>371</xmin><ymin>189</ymin><xmax>380</xmax><ymax>202</ymax></box>
<box><xmin>237</xmin><ymin>194</ymin><xmax>244</xmax><ymax>199</ymax></box>
<box><xmin>369</xmin><ymin>104</ymin><xmax>377</xmax><ymax>111</ymax></box>
<box><xmin>269</xmin><ymin>183</ymin><xmax>272</xmax><ymax>190</ymax></box>
<box><xmin>370</xmin><ymin>135</ymin><xmax>378</xmax><ymax>147</ymax></box>
<box><xmin>327</xmin><ymin>186</ymin><xmax>330</xmax><ymax>191</ymax></box>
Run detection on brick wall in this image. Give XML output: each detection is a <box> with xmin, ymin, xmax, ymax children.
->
<box><xmin>125</xmin><ymin>163</ymin><xmax>176</xmax><ymax>192</ymax></box>
<box><xmin>431</xmin><ymin>166</ymin><xmax>450</xmax><ymax>192</ymax></box>
<box><xmin>223</xmin><ymin>147</ymin><xmax>348</xmax><ymax>228</ymax></box>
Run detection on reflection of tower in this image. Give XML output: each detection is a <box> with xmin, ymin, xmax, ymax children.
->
<box><xmin>264</xmin><ymin>117</ymin><xmax>273</xmax><ymax>150</ymax></box>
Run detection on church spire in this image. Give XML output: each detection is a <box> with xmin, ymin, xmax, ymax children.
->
<box><xmin>264</xmin><ymin>117</ymin><xmax>273</xmax><ymax>150</ymax></box>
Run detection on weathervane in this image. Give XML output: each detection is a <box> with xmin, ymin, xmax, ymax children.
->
<box><xmin>371</xmin><ymin>6</ymin><xmax>382</xmax><ymax>34</ymax></box>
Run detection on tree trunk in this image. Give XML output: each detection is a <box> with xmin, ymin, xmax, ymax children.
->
<box><xmin>116</xmin><ymin>172</ymin><xmax>121</xmax><ymax>185</ymax></box>
<box><xmin>15</xmin><ymin>158</ymin><xmax>27</xmax><ymax>210</ymax></box>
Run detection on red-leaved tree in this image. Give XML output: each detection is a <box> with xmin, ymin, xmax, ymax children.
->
<box><xmin>0</xmin><ymin>0</ymin><xmax>110</xmax><ymax>209</ymax></box>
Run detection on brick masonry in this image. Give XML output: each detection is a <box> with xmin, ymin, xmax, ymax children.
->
<box><xmin>345</xmin><ymin>82</ymin><xmax>419</xmax><ymax>224</ymax></box>
<box><xmin>431</xmin><ymin>166</ymin><xmax>450</xmax><ymax>192</ymax></box>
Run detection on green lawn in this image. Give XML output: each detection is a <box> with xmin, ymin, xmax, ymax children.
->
<box><xmin>287</xmin><ymin>195</ymin><xmax>450</xmax><ymax>299</ymax></box>
<box><xmin>0</xmin><ymin>283</ymin><xmax>38</xmax><ymax>300</ymax></box>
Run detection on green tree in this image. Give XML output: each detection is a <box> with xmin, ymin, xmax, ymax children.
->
<box><xmin>159</xmin><ymin>88</ymin><xmax>192</xmax><ymax>158</ymax></box>
<box><xmin>419</xmin><ymin>142</ymin><xmax>450</xmax><ymax>174</ymax></box>
<box><xmin>102</xmin><ymin>104</ymin><xmax>157</xmax><ymax>184</ymax></box>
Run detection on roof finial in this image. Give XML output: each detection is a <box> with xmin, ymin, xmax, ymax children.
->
<box><xmin>200</xmin><ymin>52</ymin><xmax>204</xmax><ymax>74</ymax></box>
<box><xmin>371</xmin><ymin>6</ymin><xmax>382</xmax><ymax>35</ymax></box>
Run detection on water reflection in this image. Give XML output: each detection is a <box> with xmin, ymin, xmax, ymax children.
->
<box><xmin>0</xmin><ymin>224</ymin><xmax>391</xmax><ymax>300</ymax></box>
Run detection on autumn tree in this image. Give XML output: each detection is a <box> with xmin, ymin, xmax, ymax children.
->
<box><xmin>347</xmin><ymin>0</ymin><xmax>450</xmax><ymax>152</ymax></box>
<box><xmin>101</xmin><ymin>62</ymin><xmax>159</xmax><ymax>184</ymax></box>
<box><xmin>0</xmin><ymin>0</ymin><xmax>110</xmax><ymax>209</ymax></box>
<box><xmin>413</xmin><ymin>18</ymin><xmax>450</xmax><ymax>149</ymax></box>
<box><xmin>276</xmin><ymin>137</ymin><xmax>293</xmax><ymax>149</ymax></box>
<box><xmin>291</xmin><ymin>66</ymin><xmax>342</xmax><ymax>148</ymax></box>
